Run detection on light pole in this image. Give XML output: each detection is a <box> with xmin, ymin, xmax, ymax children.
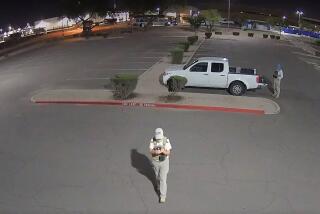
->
<box><xmin>113</xmin><ymin>0</ymin><xmax>116</xmax><ymax>10</ymax></box>
<box><xmin>227</xmin><ymin>0</ymin><xmax>231</xmax><ymax>29</ymax></box>
<box><xmin>280</xmin><ymin>16</ymin><xmax>286</xmax><ymax>36</ymax></box>
<box><xmin>296</xmin><ymin>10</ymin><xmax>303</xmax><ymax>28</ymax></box>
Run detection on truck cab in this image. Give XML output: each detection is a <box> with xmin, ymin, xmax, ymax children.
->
<box><xmin>182</xmin><ymin>57</ymin><xmax>230</xmax><ymax>88</ymax></box>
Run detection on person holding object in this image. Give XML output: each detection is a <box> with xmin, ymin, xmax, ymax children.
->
<box><xmin>273</xmin><ymin>64</ymin><xmax>284</xmax><ymax>98</ymax></box>
<box><xmin>149</xmin><ymin>128</ymin><xmax>172</xmax><ymax>203</ymax></box>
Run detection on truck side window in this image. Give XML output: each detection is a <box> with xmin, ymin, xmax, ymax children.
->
<box><xmin>190</xmin><ymin>63</ymin><xmax>208</xmax><ymax>72</ymax></box>
<box><xmin>211</xmin><ymin>63</ymin><xmax>224</xmax><ymax>73</ymax></box>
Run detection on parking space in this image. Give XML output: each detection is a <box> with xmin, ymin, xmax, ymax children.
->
<box><xmin>184</xmin><ymin>36</ymin><xmax>307</xmax><ymax>98</ymax></box>
<box><xmin>0</xmin><ymin>27</ymin><xmax>192</xmax><ymax>91</ymax></box>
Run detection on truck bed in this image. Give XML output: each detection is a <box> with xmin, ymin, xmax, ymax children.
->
<box><xmin>229</xmin><ymin>67</ymin><xmax>256</xmax><ymax>75</ymax></box>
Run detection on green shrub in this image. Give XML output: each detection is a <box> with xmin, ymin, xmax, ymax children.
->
<box><xmin>315</xmin><ymin>40</ymin><xmax>320</xmax><ymax>46</ymax></box>
<box><xmin>248</xmin><ymin>33</ymin><xmax>254</xmax><ymax>37</ymax></box>
<box><xmin>167</xmin><ymin>76</ymin><xmax>188</xmax><ymax>93</ymax></box>
<box><xmin>110</xmin><ymin>74</ymin><xmax>138</xmax><ymax>100</ymax></box>
<box><xmin>270</xmin><ymin>35</ymin><xmax>275</xmax><ymax>39</ymax></box>
<box><xmin>171</xmin><ymin>48</ymin><xmax>184</xmax><ymax>64</ymax></box>
<box><xmin>276</xmin><ymin>36</ymin><xmax>280</xmax><ymax>40</ymax></box>
<box><xmin>233</xmin><ymin>32</ymin><xmax>240</xmax><ymax>36</ymax></box>
<box><xmin>263</xmin><ymin>34</ymin><xmax>268</xmax><ymax>38</ymax></box>
<box><xmin>178</xmin><ymin>42</ymin><xmax>190</xmax><ymax>52</ymax></box>
<box><xmin>187</xmin><ymin>36</ymin><xmax>198</xmax><ymax>45</ymax></box>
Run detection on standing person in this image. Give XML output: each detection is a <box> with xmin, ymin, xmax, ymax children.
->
<box><xmin>273</xmin><ymin>64</ymin><xmax>284</xmax><ymax>98</ymax></box>
<box><xmin>149</xmin><ymin>128</ymin><xmax>172</xmax><ymax>203</ymax></box>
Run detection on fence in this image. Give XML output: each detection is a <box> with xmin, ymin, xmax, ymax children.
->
<box><xmin>282</xmin><ymin>27</ymin><xmax>320</xmax><ymax>39</ymax></box>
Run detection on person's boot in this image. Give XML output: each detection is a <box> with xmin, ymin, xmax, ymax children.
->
<box><xmin>159</xmin><ymin>196</ymin><xmax>166</xmax><ymax>203</ymax></box>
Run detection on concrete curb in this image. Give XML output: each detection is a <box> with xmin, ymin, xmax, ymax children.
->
<box><xmin>33</xmin><ymin>99</ymin><xmax>265</xmax><ymax>115</ymax></box>
<box><xmin>30</xmin><ymin>89</ymin><xmax>280</xmax><ymax>115</ymax></box>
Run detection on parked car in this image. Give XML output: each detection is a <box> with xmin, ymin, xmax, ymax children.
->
<box><xmin>165</xmin><ymin>19</ymin><xmax>178</xmax><ymax>26</ymax></box>
<box><xmin>162</xmin><ymin>57</ymin><xmax>267</xmax><ymax>96</ymax></box>
<box><xmin>34</xmin><ymin>28</ymin><xmax>47</xmax><ymax>35</ymax></box>
<box><xmin>103</xmin><ymin>18</ymin><xmax>117</xmax><ymax>25</ymax></box>
<box><xmin>219</xmin><ymin>19</ymin><xmax>235</xmax><ymax>25</ymax></box>
<box><xmin>152</xmin><ymin>18</ymin><xmax>169</xmax><ymax>26</ymax></box>
<box><xmin>132</xmin><ymin>18</ymin><xmax>149</xmax><ymax>27</ymax></box>
<box><xmin>9</xmin><ymin>32</ymin><xmax>22</xmax><ymax>40</ymax></box>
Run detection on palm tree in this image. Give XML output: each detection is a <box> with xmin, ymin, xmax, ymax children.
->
<box><xmin>61</xmin><ymin>0</ymin><xmax>110</xmax><ymax>36</ymax></box>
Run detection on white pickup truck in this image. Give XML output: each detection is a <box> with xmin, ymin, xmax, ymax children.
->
<box><xmin>162</xmin><ymin>57</ymin><xmax>266</xmax><ymax>96</ymax></box>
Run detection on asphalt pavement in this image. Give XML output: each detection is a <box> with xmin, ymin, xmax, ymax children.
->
<box><xmin>0</xmin><ymin>27</ymin><xmax>320</xmax><ymax>214</ymax></box>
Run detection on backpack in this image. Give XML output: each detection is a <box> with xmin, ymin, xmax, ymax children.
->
<box><xmin>273</xmin><ymin>70</ymin><xmax>278</xmax><ymax>78</ymax></box>
<box><xmin>152</xmin><ymin>137</ymin><xmax>168</xmax><ymax>148</ymax></box>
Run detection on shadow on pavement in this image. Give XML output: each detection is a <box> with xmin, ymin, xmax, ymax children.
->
<box><xmin>130</xmin><ymin>149</ymin><xmax>158</xmax><ymax>195</ymax></box>
<box><xmin>263</xmin><ymin>76</ymin><xmax>274</xmax><ymax>93</ymax></box>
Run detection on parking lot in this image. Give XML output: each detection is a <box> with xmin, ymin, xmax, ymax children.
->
<box><xmin>0</xmin><ymin>27</ymin><xmax>320</xmax><ymax>213</ymax></box>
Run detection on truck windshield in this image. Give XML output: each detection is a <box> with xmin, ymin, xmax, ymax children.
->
<box><xmin>183</xmin><ymin>60</ymin><xmax>198</xmax><ymax>70</ymax></box>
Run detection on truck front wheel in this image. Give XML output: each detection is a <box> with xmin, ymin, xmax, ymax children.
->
<box><xmin>229</xmin><ymin>81</ymin><xmax>246</xmax><ymax>96</ymax></box>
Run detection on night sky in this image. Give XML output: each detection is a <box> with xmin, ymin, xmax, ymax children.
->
<box><xmin>0</xmin><ymin>0</ymin><xmax>319</xmax><ymax>29</ymax></box>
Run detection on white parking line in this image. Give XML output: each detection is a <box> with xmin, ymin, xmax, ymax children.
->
<box><xmin>293</xmin><ymin>51</ymin><xmax>320</xmax><ymax>59</ymax></box>
<box><xmin>299</xmin><ymin>58</ymin><xmax>320</xmax><ymax>71</ymax></box>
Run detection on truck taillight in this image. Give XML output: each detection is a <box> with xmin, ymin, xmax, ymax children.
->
<box><xmin>256</xmin><ymin>75</ymin><xmax>260</xmax><ymax>83</ymax></box>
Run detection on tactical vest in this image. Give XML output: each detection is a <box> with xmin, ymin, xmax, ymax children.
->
<box><xmin>151</xmin><ymin>137</ymin><xmax>168</xmax><ymax>162</ymax></box>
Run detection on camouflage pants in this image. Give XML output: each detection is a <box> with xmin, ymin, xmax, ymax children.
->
<box><xmin>152</xmin><ymin>158</ymin><xmax>169</xmax><ymax>198</ymax></box>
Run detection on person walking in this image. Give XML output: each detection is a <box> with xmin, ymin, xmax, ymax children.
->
<box><xmin>273</xmin><ymin>64</ymin><xmax>284</xmax><ymax>98</ymax></box>
<box><xmin>149</xmin><ymin>128</ymin><xmax>172</xmax><ymax>203</ymax></box>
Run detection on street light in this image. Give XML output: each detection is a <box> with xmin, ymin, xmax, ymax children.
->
<box><xmin>280</xmin><ymin>16</ymin><xmax>287</xmax><ymax>36</ymax></box>
<box><xmin>282</xmin><ymin>16</ymin><xmax>287</xmax><ymax>26</ymax></box>
<box><xmin>296</xmin><ymin>10</ymin><xmax>304</xmax><ymax>27</ymax></box>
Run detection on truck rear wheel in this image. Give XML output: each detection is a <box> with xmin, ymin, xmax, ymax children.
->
<box><xmin>229</xmin><ymin>81</ymin><xmax>246</xmax><ymax>96</ymax></box>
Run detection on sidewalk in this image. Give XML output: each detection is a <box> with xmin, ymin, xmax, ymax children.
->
<box><xmin>31</xmin><ymin>37</ymin><xmax>280</xmax><ymax>115</ymax></box>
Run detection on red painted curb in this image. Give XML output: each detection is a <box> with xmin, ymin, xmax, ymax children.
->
<box><xmin>34</xmin><ymin>100</ymin><xmax>265</xmax><ymax>115</ymax></box>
